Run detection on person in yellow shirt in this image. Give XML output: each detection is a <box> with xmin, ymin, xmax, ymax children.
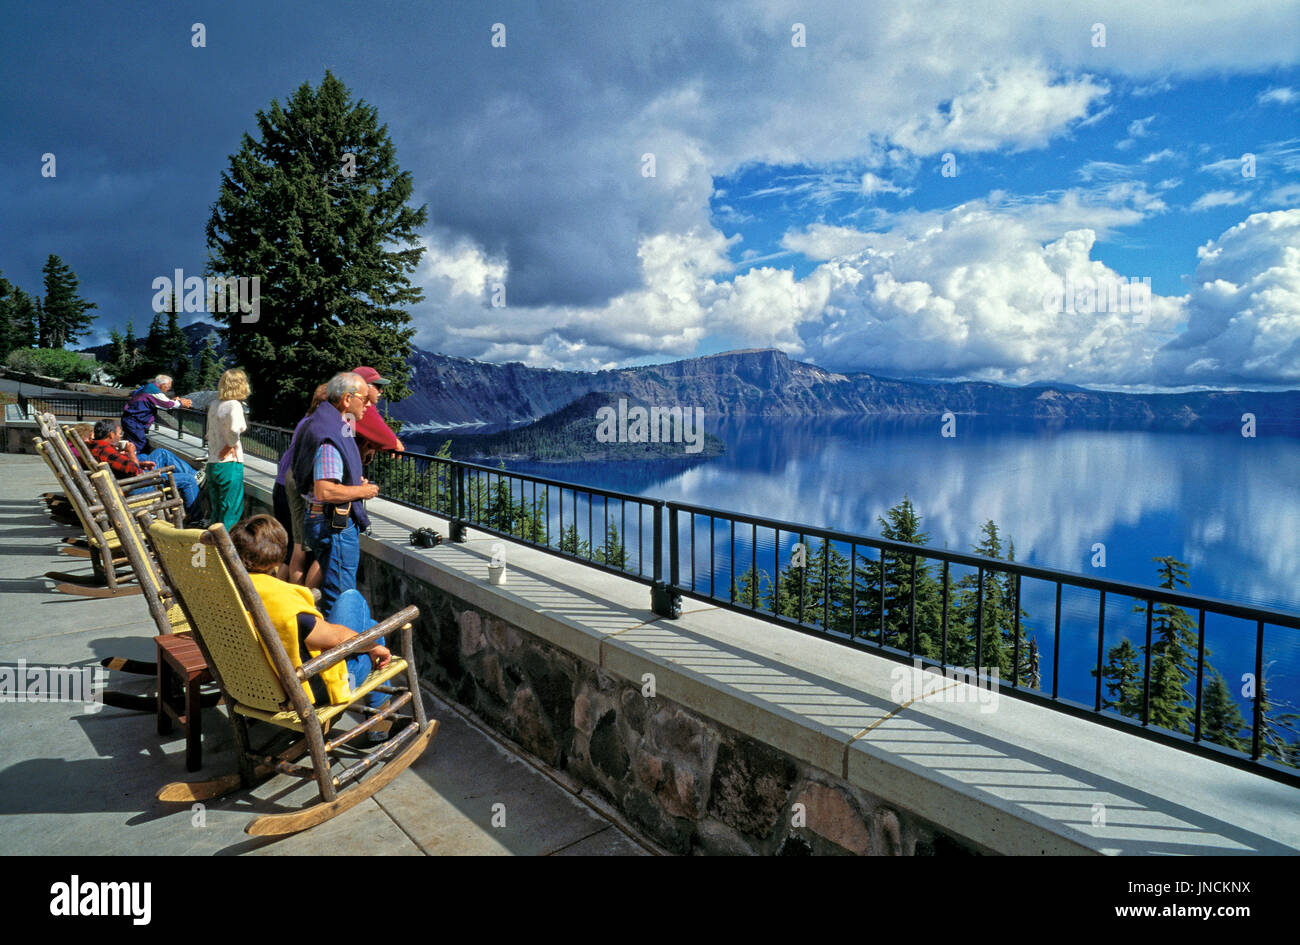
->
<box><xmin>229</xmin><ymin>515</ymin><xmax>396</xmax><ymax>737</ymax></box>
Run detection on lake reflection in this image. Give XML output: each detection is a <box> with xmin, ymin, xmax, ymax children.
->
<box><xmin>415</xmin><ymin>415</ymin><xmax>1300</xmax><ymax>739</ymax></box>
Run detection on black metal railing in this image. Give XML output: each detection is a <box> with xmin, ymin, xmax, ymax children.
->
<box><xmin>661</xmin><ymin>500</ymin><xmax>1300</xmax><ymax>787</ymax></box>
<box><xmin>171</xmin><ymin>406</ymin><xmax>292</xmax><ymax>464</ymax></box>
<box><xmin>369</xmin><ymin>450</ymin><xmax>664</xmax><ymax>585</ymax></box>
<box><xmin>15</xmin><ymin>394</ymin><xmax>124</xmax><ymax>422</ymax></box>
<box><xmin>32</xmin><ymin>391</ymin><xmax>1300</xmax><ymax>786</ymax></box>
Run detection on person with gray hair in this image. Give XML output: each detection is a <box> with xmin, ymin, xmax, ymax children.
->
<box><xmin>290</xmin><ymin>371</ymin><xmax>379</xmax><ymax>613</ymax></box>
<box><xmin>119</xmin><ymin>373</ymin><xmax>202</xmax><ymax>522</ymax></box>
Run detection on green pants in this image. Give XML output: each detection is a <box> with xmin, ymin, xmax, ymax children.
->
<box><xmin>206</xmin><ymin>461</ymin><xmax>245</xmax><ymax>531</ymax></box>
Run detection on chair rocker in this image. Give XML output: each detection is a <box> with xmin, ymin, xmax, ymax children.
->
<box><xmin>147</xmin><ymin>519</ymin><xmax>438</xmax><ymax>836</ymax></box>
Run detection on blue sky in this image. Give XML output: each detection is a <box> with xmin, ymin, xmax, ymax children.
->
<box><xmin>1</xmin><ymin>1</ymin><xmax>1297</xmax><ymax>389</ymax></box>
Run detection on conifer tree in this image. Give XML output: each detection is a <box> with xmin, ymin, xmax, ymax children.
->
<box><xmin>141</xmin><ymin>312</ymin><xmax>168</xmax><ymax>380</ymax></box>
<box><xmin>858</xmin><ymin>497</ymin><xmax>942</xmax><ymax>655</ymax></box>
<box><xmin>483</xmin><ymin>464</ymin><xmax>517</xmax><ymax>533</ymax></box>
<box><xmin>733</xmin><ymin>563</ymin><xmax>769</xmax><ymax>609</ymax></box>
<box><xmin>196</xmin><ymin>334</ymin><xmax>225</xmax><ymax>389</ymax></box>
<box><xmin>164</xmin><ymin>306</ymin><xmax>194</xmax><ymax>392</ymax></box>
<box><xmin>0</xmin><ymin>273</ymin><xmax>14</xmax><ymax>356</ymax></box>
<box><xmin>1142</xmin><ymin>556</ymin><xmax>1200</xmax><ymax>734</ymax></box>
<box><xmin>792</xmin><ymin>538</ymin><xmax>850</xmax><ymax>631</ymax></box>
<box><xmin>1201</xmin><ymin>671</ymin><xmax>1247</xmax><ymax>753</ymax></box>
<box><xmin>1003</xmin><ymin>540</ymin><xmax>1037</xmax><ymax>685</ymax></box>
<box><xmin>1093</xmin><ymin>638</ymin><xmax>1143</xmax><ymax>718</ymax></box>
<box><xmin>206</xmin><ymin>70</ymin><xmax>427</xmax><ymax>426</ymax></box>
<box><xmin>558</xmin><ymin>522</ymin><xmax>590</xmax><ymax>558</ymax></box>
<box><xmin>595</xmin><ymin>522</ymin><xmax>629</xmax><ymax>570</ymax></box>
<box><xmin>768</xmin><ymin>549</ymin><xmax>808</xmax><ymax>622</ymax></box>
<box><xmin>0</xmin><ymin>279</ymin><xmax>41</xmax><ymax>352</ymax></box>
<box><xmin>38</xmin><ymin>254</ymin><xmax>97</xmax><ymax>348</ymax></box>
<box><xmin>951</xmin><ymin>521</ymin><xmax>1008</xmax><ymax>670</ymax></box>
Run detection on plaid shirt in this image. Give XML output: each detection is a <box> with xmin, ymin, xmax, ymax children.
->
<box><xmin>87</xmin><ymin>436</ymin><xmax>144</xmax><ymax>478</ymax></box>
<box><xmin>305</xmin><ymin>443</ymin><xmax>344</xmax><ymax>504</ymax></box>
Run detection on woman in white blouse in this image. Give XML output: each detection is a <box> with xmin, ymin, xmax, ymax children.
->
<box><xmin>207</xmin><ymin>369</ymin><xmax>249</xmax><ymax>530</ymax></box>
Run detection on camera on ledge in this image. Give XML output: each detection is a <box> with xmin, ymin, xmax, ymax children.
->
<box><xmin>410</xmin><ymin>527</ymin><xmax>442</xmax><ymax>549</ymax></box>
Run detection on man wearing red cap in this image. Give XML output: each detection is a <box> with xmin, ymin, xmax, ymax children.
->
<box><xmin>351</xmin><ymin>366</ymin><xmax>405</xmax><ymax>462</ymax></box>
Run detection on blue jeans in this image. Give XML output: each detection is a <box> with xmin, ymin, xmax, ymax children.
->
<box><xmin>326</xmin><ymin>589</ymin><xmax>389</xmax><ymax>709</ymax></box>
<box><xmin>305</xmin><ymin>511</ymin><xmax>359</xmax><ymax>616</ymax></box>
<box><xmin>139</xmin><ymin>446</ymin><xmax>201</xmax><ymax>519</ymax></box>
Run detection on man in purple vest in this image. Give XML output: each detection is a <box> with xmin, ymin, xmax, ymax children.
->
<box><xmin>120</xmin><ymin>374</ymin><xmax>202</xmax><ymax>523</ymax></box>
<box><xmin>292</xmin><ymin>372</ymin><xmax>379</xmax><ymax>613</ymax></box>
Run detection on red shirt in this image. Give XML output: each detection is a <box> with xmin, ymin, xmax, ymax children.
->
<box><xmin>354</xmin><ymin>403</ymin><xmax>400</xmax><ymax>453</ymax></box>
<box><xmin>87</xmin><ymin>436</ymin><xmax>144</xmax><ymax>478</ymax></box>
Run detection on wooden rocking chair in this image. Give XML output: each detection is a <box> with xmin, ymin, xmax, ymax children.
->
<box><xmin>87</xmin><ymin>468</ymin><xmax>222</xmax><ymax>726</ymax></box>
<box><xmin>34</xmin><ymin>437</ymin><xmax>137</xmax><ymax>594</ymax></box>
<box><xmin>33</xmin><ymin>416</ymin><xmax>183</xmax><ymax>597</ymax></box>
<box><xmin>146</xmin><ymin>519</ymin><xmax>438</xmax><ymax>836</ymax></box>
<box><xmin>39</xmin><ymin>413</ymin><xmax>184</xmax><ymax>531</ymax></box>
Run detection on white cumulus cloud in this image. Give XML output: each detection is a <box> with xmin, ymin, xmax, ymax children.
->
<box><xmin>1153</xmin><ymin>210</ymin><xmax>1300</xmax><ymax>385</ymax></box>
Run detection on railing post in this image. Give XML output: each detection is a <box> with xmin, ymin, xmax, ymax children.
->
<box><xmin>651</xmin><ymin>500</ymin><xmax>680</xmax><ymax>619</ymax></box>
<box><xmin>449</xmin><ymin>463</ymin><xmax>467</xmax><ymax>542</ymax></box>
<box><xmin>652</xmin><ymin>501</ymin><xmax>662</xmax><ymax>584</ymax></box>
<box><xmin>669</xmin><ymin>504</ymin><xmax>679</xmax><ymax>588</ymax></box>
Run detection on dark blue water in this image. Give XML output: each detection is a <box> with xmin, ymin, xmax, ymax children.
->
<box><xmin>409</xmin><ymin>415</ymin><xmax>1300</xmax><ymax>749</ymax></box>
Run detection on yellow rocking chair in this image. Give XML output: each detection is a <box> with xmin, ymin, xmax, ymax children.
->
<box><xmin>146</xmin><ymin>519</ymin><xmax>438</xmax><ymax>836</ymax></box>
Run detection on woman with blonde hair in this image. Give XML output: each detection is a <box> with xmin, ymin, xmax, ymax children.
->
<box><xmin>206</xmin><ymin>368</ymin><xmax>249</xmax><ymax>530</ymax></box>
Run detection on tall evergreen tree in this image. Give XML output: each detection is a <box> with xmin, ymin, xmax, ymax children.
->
<box><xmin>116</xmin><ymin>319</ymin><xmax>146</xmax><ymax>385</ymax></box>
<box><xmin>788</xmin><ymin>538</ymin><xmax>851</xmax><ymax>631</ymax></box>
<box><xmin>558</xmin><ymin>522</ymin><xmax>590</xmax><ymax>558</ymax></box>
<box><xmin>595</xmin><ymin>522</ymin><xmax>629</xmax><ymax>570</ymax></box>
<box><xmin>1003</xmin><ymin>540</ymin><xmax>1037</xmax><ymax>686</ymax></box>
<box><xmin>1</xmin><ymin>281</ymin><xmax>41</xmax><ymax>352</ymax></box>
<box><xmin>483</xmin><ymin>463</ymin><xmax>516</xmax><ymax>533</ymax></box>
<box><xmin>1093</xmin><ymin>638</ymin><xmax>1143</xmax><ymax>718</ymax></box>
<box><xmin>163</xmin><ymin>306</ymin><xmax>194</xmax><ymax>391</ymax></box>
<box><xmin>195</xmin><ymin>333</ymin><xmax>225</xmax><ymax>389</ymax></box>
<box><xmin>39</xmin><ymin>254</ymin><xmax>97</xmax><ymax>348</ymax></box>
<box><xmin>857</xmin><ymin>497</ymin><xmax>942</xmax><ymax>655</ymax></box>
<box><xmin>206</xmin><ymin>70</ymin><xmax>427</xmax><ymax>426</ymax></box>
<box><xmin>0</xmin><ymin>273</ymin><xmax>13</xmax><ymax>356</ymax></box>
<box><xmin>1142</xmin><ymin>556</ymin><xmax>1200</xmax><ymax>734</ymax></box>
<box><xmin>733</xmin><ymin>563</ymin><xmax>769</xmax><ymax>609</ymax></box>
<box><xmin>951</xmin><ymin>521</ymin><xmax>1008</xmax><ymax>670</ymax></box>
<box><xmin>939</xmin><ymin>520</ymin><xmax>1035</xmax><ymax>678</ymax></box>
<box><xmin>140</xmin><ymin>312</ymin><xmax>169</xmax><ymax>381</ymax></box>
<box><xmin>1201</xmin><ymin>671</ymin><xmax>1248</xmax><ymax>753</ymax></box>
<box><xmin>763</xmin><ymin>537</ymin><xmax>851</xmax><ymax>629</ymax></box>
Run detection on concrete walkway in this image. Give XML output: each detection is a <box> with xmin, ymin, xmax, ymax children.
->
<box><xmin>0</xmin><ymin>453</ymin><xmax>649</xmax><ymax>856</ymax></box>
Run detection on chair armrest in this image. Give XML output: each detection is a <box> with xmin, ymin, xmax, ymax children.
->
<box><xmin>118</xmin><ymin>466</ymin><xmax>176</xmax><ymax>488</ymax></box>
<box><xmin>297</xmin><ymin>605</ymin><xmax>420</xmax><ymax>680</ymax></box>
<box><xmin>122</xmin><ymin>489</ymin><xmax>184</xmax><ymax>515</ymax></box>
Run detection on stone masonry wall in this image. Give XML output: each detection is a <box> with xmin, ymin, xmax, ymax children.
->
<box><xmin>361</xmin><ymin>553</ymin><xmax>981</xmax><ymax>856</ymax></box>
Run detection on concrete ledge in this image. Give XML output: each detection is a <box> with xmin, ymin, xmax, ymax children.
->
<box><xmin>154</xmin><ymin>427</ymin><xmax>1300</xmax><ymax>855</ymax></box>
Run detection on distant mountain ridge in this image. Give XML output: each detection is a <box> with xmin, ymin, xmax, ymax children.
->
<box><xmin>396</xmin><ymin>346</ymin><xmax>1300</xmax><ymax>431</ymax></box>
<box><xmin>91</xmin><ymin>325</ymin><xmax>1297</xmax><ymax>431</ymax></box>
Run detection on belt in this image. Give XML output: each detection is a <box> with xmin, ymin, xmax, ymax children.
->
<box><xmin>309</xmin><ymin>501</ymin><xmax>352</xmax><ymax>514</ymax></box>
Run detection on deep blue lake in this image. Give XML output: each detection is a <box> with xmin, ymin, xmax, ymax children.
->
<box><xmin>409</xmin><ymin>415</ymin><xmax>1300</xmax><ymax>753</ymax></box>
